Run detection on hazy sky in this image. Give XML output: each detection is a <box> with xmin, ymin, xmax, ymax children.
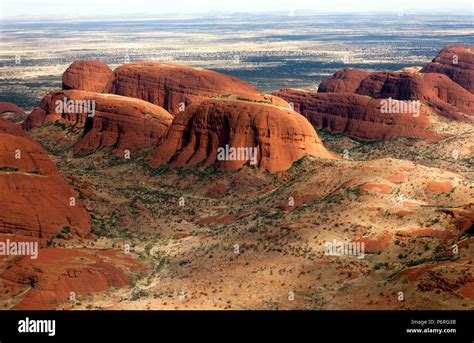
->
<box><xmin>1</xmin><ymin>0</ymin><xmax>473</xmax><ymax>19</ymax></box>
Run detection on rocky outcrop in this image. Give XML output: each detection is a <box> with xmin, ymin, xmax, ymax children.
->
<box><xmin>150</xmin><ymin>98</ymin><xmax>337</xmax><ymax>173</ymax></box>
<box><xmin>22</xmin><ymin>90</ymin><xmax>93</xmax><ymax>130</ymax></box>
<box><xmin>318</xmin><ymin>70</ymin><xmax>473</xmax><ymax>122</ymax></box>
<box><xmin>272</xmin><ymin>89</ymin><xmax>439</xmax><ymax>141</ymax></box>
<box><xmin>0</xmin><ymin>116</ymin><xmax>28</xmax><ymax>137</ymax></box>
<box><xmin>0</xmin><ymin>248</ymin><xmax>144</xmax><ymax>309</ymax></box>
<box><xmin>354</xmin><ymin>71</ymin><xmax>473</xmax><ymax>121</ymax></box>
<box><xmin>0</xmin><ymin>118</ymin><xmax>91</xmax><ymax>244</ymax></box>
<box><xmin>0</xmin><ymin>102</ymin><xmax>25</xmax><ymax>124</ymax></box>
<box><xmin>318</xmin><ymin>68</ymin><xmax>370</xmax><ymax>93</ymax></box>
<box><xmin>107</xmin><ymin>62</ymin><xmax>259</xmax><ymax>114</ymax></box>
<box><xmin>22</xmin><ymin>90</ymin><xmax>173</xmax><ymax>155</ymax></box>
<box><xmin>421</xmin><ymin>45</ymin><xmax>473</xmax><ymax>93</ymax></box>
<box><xmin>0</xmin><ymin>118</ymin><xmax>141</xmax><ymax>311</ymax></box>
<box><xmin>0</xmin><ymin>102</ymin><xmax>22</xmax><ymax>114</ymax></box>
<box><xmin>62</xmin><ymin>60</ymin><xmax>113</xmax><ymax>93</ymax></box>
<box><xmin>72</xmin><ymin>92</ymin><xmax>173</xmax><ymax>156</ymax></box>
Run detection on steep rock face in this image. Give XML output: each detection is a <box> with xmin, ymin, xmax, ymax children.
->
<box><xmin>22</xmin><ymin>90</ymin><xmax>173</xmax><ymax>155</ymax></box>
<box><xmin>62</xmin><ymin>60</ymin><xmax>113</xmax><ymax>93</ymax></box>
<box><xmin>0</xmin><ymin>118</ymin><xmax>91</xmax><ymax>244</ymax></box>
<box><xmin>318</xmin><ymin>68</ymin><xmax>370</xmax><ymax>93</ymax></box>
<box><xmin>272</xmin><ymin>89</ymin><xmax>439</xmax><ymax>141</ymax></box>
<box><xmin>107</xmin><ymin>63</ymin><xmax>259</xmax><ymax>114</ymax></box>
<box><xmin>22</xmin><ymin>90</ymin><xmax>91</xmax><ymax>130</ymax></box>
<box><xmin>354</xmin><ymin>71</ymin><xmax>473</xmax><ymax>121</ymax></box>
<box><xmin>150</xmin><ymin>98</ymin><xmax>337</xmax><ymax>173</ymax></box>
<box><xmin>71</xmin><ymin>92</ymin><xmax>173</xmax><ymax>156</ymax></box>
<box><xmin>421</xmin><ymin>45</ymin><xmax>474</xmax><ymax>93</ymax></box>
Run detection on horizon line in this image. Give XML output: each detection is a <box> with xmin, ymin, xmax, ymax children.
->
<box><xmin>1</xmin><ymin>9</ymin><xmax>473</xmax><ymax>22</ymax></box>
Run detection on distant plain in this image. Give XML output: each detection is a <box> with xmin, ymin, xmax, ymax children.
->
<box><xmin>1</xmin><ymin>12</ymin><xmax>473</xmax><ymax>111</ymax></box>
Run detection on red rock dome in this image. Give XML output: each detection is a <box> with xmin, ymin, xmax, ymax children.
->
<box><xmin>421</xmin><ymin>45</ymin><xmax>474</xmax><ymax>93</ymax></box>
<box><xmin>107</xmin><ymin>62</ymin><xmax>259</xmax><ymax>114</ymax></box>
<box><xmin>0</xmin><ymin>118</ymin><xmax>91</xmax><ymax>244</ymax></box>
<box><xmin>354</xmin><ymin>71</ymin><xmax>473</xmax><ymax>121</ymax></box>
<box><xmin>150</xmin><ymin>97</ymin><xmax>337</xmax><ymax>173</ymax></box>
<box><xmin>318</xmin><ymin>68</ymin><xmax>370</xmax><ymax>93</ymax></box>
<box><xmin>0</xmin><ymin>102</ymin><xmax>22</xmax><ymax>114</ymax></box>
<box><xmin>272</xmin><ymin>89</ymin><xmax>439</xmax><ymax>141</ymax></box>
<box><xmin>22</xmin><ymin>90</ymin><xmax>173</xmax><ymax>156</ymax></box>
<box><xmin>62</xmin><ymin>60</ymin><xmax>113</xmax><ymax>93</ymax></box>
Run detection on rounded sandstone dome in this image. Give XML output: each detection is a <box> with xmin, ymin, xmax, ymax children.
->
<box><xmin>107</xmin><ymin>62</ymin><xmax>259</xmax><ymax>114</ymax></box>
<box><xmin>151</xmin><ymin>97</ymin><xmax>337</xmax><ymax>173</ymax></box>
<box><xmin>62</xmin><ymin>60</ymin><xmax>113</xmax><ymax>93</ymax></box>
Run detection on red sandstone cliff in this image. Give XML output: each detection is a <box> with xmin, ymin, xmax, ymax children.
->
<box><xmin>0</xmin><ymin>118</ymin><xmax>91</xmax><ymax>244</ymax></box>
<box><xmin>421</xmin><ymin>45</ymin><xmax>474</xmax><ymax>93</ymax></box>
<box><xmin>150</xmin><ymin>97</ymin><xmax>337</xmax><ymax>173</ymax></box>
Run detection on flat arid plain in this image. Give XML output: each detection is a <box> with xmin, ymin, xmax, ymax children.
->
<box><xmin>1</xmin><ymin>12</ymin><xmax>473</xmax><ymax>110</ymax></box>
<box><xmin>0</xmin><ymin>12</ymin><xmax>473</xmax><ymax>310</ymax></box>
